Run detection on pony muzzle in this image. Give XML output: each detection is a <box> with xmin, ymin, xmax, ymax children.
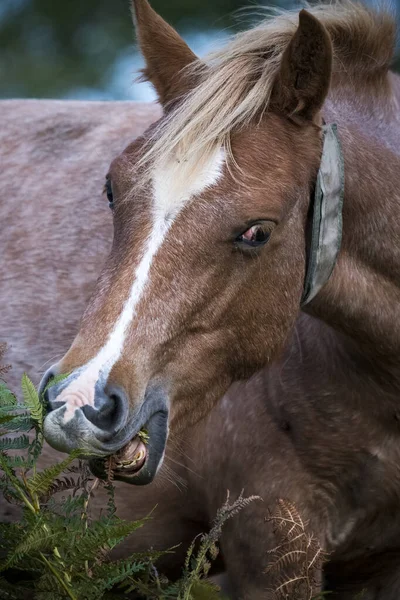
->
<box><xmin>39</xmin><ymin>368</ymin><xmax>169</xmax><ymax>485</ymax></box>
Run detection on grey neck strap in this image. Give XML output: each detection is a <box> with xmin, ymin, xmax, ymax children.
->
<box><xmin>301</xmin><ymin>123</ymin><xmax>345</xmax><ymax>306</ymax></box>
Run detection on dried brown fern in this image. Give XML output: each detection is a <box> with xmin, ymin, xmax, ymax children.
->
<box><xmin>265</xmin><ymin>499</ymin><xmax>327</xmax><ymax>600</ymax></box>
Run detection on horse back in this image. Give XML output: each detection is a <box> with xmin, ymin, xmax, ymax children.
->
<box><xmin>0</xmin><ymin>100</ymin><xmax>160</xmax><ymax>391</ymax></box>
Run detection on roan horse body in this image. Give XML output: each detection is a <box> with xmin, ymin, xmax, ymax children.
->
<box><xmin>2</xmin><ymin>1</ymin><xmax>400</xmax><ymax>597</ymax></box>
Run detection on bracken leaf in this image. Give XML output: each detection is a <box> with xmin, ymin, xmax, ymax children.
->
<box><xmin>21</xmin><ymin>374</ymin><xmax>43</xmax><ymax>429</ymax></box>
<box><xmin>0</xmin><ymin>436</ymin><xmax>30</xmax><ymax>451</ymax></box>
<box><xmin>0</xmin><ymin>383</ymin><xmax>17</xmax><ymax>409</ymax></box>
<box><xmin>27</xmin><ymin>452</ymin><xmax>81</xmax><ymax>497</ymax></box>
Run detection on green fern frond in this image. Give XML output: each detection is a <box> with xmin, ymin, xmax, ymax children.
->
<box><xmin>29</xmin><ymin>437</ymin><xmax>44</xmax><ymax>462</ymax></box>
<box><xmin>34</xmin><ymin>570</ymin><xmax>69</xmax><ymax>599</ymax></box>
<box><xmin>59</xmin><ymin>494</ymin><xmax>87</xmax><ymax>517</ymax></box>
<box><xmin>0</xmin><ymin>383</ymin><xmax>17</xmax><ymax>408</ymax></box>
<box><xmin>184</xmin><ymin>538</ymin><xmax>196</xmax><ymax>572</ymax></box>
<box><xmin>75</xmin><ymin>561</ymin><xmax>147</xmax><ymax>599</ymax></box>
<box><xmin>0</xmin><ymin>475</ymin><xmax>21</xmax><ymax>504</ymax></box>
<box><xmin>0</xmin><ymin>415</ymin><xmax>17</xmax><ymax>426</ymax></box>
<box><xmin>3</xmin><ymin>455</ymin><xmax>33</xmax><ymax>469</ymax></box>
<box><xmin>65</xmin><ymin>518</ymin><xmax>148</xmax><ymax>563</ymax></box>
<box><xmin>28</xmin><ymin>452</ymin><xmax>81</xmax><ymax>497</ymax></box>
<box><xmin>43</xmin><ymin>373</ymin><xmax>70</xmax><ymax>393</ymax></box>
<box><xmin>4</xmin><ymin>415</ymin><xmax>33</xmax><ymax>432</ymax></box>
<box><xmin>124</xmin><ymin>547</ymin><xmax>174</xmax><ymax>565</ymax></box>
<box><xmin>100</xmin><ymin>518</ymin><xmax>149</xmax><ymax>551</ymax></box>
<box><xmin>0</xmin><ymin>371</ymin><xmax>235</xmax><ymax>600</ymax></box>
<box><xmin>21</xmin><ymin>374</ymin><xmax>43</xmax><ymax>429</ymax></box>
<box><xmin>2</xmin><ymin>522</ymin><xmax>66</xmax><ymax>570</ymax></box>
<box><xmin>0</xmin><ymin>436</ymin><xmax>30</xmax><ymax>452</ymax></box>
<box><xmin>0</xmin><ymin>522</ymin><xmax>24</xmax><ymax>552</ymax></box>
<box><xmin>178</xmin><ymin>491</ymin><xmax>259</xmax><ymax>600</ymax></box>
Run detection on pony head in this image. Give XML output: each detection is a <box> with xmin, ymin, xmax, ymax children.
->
<box><xmin>40</xmin><ymin>0</ymin><xmax>333</xmax><ymax>483</ymax></box>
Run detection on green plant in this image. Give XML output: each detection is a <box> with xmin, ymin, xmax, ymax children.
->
<box><xmin>124</xmin><ymin>491</ymin><xmax>259</xmax><ymax>600</ymax></box>
<box><xmin>0</xmin><ymin>373</ymin><xmax>161</xmax><ymax>600</ymax></box>
<box><xmin>0</xmin><ymin>354</ymin><xmax>251</xmax><ymax>599</ymax></box>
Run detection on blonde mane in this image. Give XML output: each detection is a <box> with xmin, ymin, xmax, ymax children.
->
<box><xmin>138</xmin><ymin>2</ymin><xmax>396</xmax><ymax>185</ymax></box>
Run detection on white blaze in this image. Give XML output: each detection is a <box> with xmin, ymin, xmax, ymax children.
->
<box><xmin>57</xmin><ymin>147</ymin><xmax>225</xmax><ymax>421</ymax></box>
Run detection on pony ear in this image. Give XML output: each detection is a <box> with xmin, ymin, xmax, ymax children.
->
<box><xmin>132</xmin><ymin>0</ymin><xmax>198</xmax><ymax>107</ymax></box>
<box><xmin>272</xmin><ymin>10</ymin><xmax>332</xmax><ymax>122</ymax></box>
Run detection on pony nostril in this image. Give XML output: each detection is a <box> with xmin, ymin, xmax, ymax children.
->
<box><xmin>81</xmin><ymin>386</ymin><xmax>129</xmax><ymax>435</ymax></box>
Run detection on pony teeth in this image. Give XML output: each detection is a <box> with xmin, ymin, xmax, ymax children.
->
<box><xmin>115</xmin><ymin>447</ymin><xmax>146</xmax><ymax>470</ymax></box>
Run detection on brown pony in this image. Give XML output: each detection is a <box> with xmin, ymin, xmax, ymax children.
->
<box><xmin>2</xmin><ymin>0</ymin><xmax>400</xmax><ymax>597</ymax></box>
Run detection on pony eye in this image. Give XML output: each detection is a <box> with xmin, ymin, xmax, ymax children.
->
<box><xmin>104</xmin><ymin>178</ymin><xmax>114</xmax><ymax>210</ymax></box>
<box><xmin>236</xmin><ymin>223</ymin><xmax>272</xmax><ymax>248</ymax></box>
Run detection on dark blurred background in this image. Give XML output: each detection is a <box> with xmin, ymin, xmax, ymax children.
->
<box><xmin>0</xmin><ymin>0</ymin><xmax>399</xmax><ymax>101</ymax></box>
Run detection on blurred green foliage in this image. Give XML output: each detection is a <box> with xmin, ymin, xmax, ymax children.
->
<box><xmin>0</xmin><ymin>0</ymin><xmax>399</xmax><ymax>100</ymax></box>
<box><xmin>0</xmin><ymin>0</ymin><xmax>274</xmax><ymax>99</ymax></box>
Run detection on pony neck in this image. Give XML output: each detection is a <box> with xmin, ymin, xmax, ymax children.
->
<box><xmin>305</xmin><ymin>91</ymin><xmax>400</xmax><ymax>362</ymax></box>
